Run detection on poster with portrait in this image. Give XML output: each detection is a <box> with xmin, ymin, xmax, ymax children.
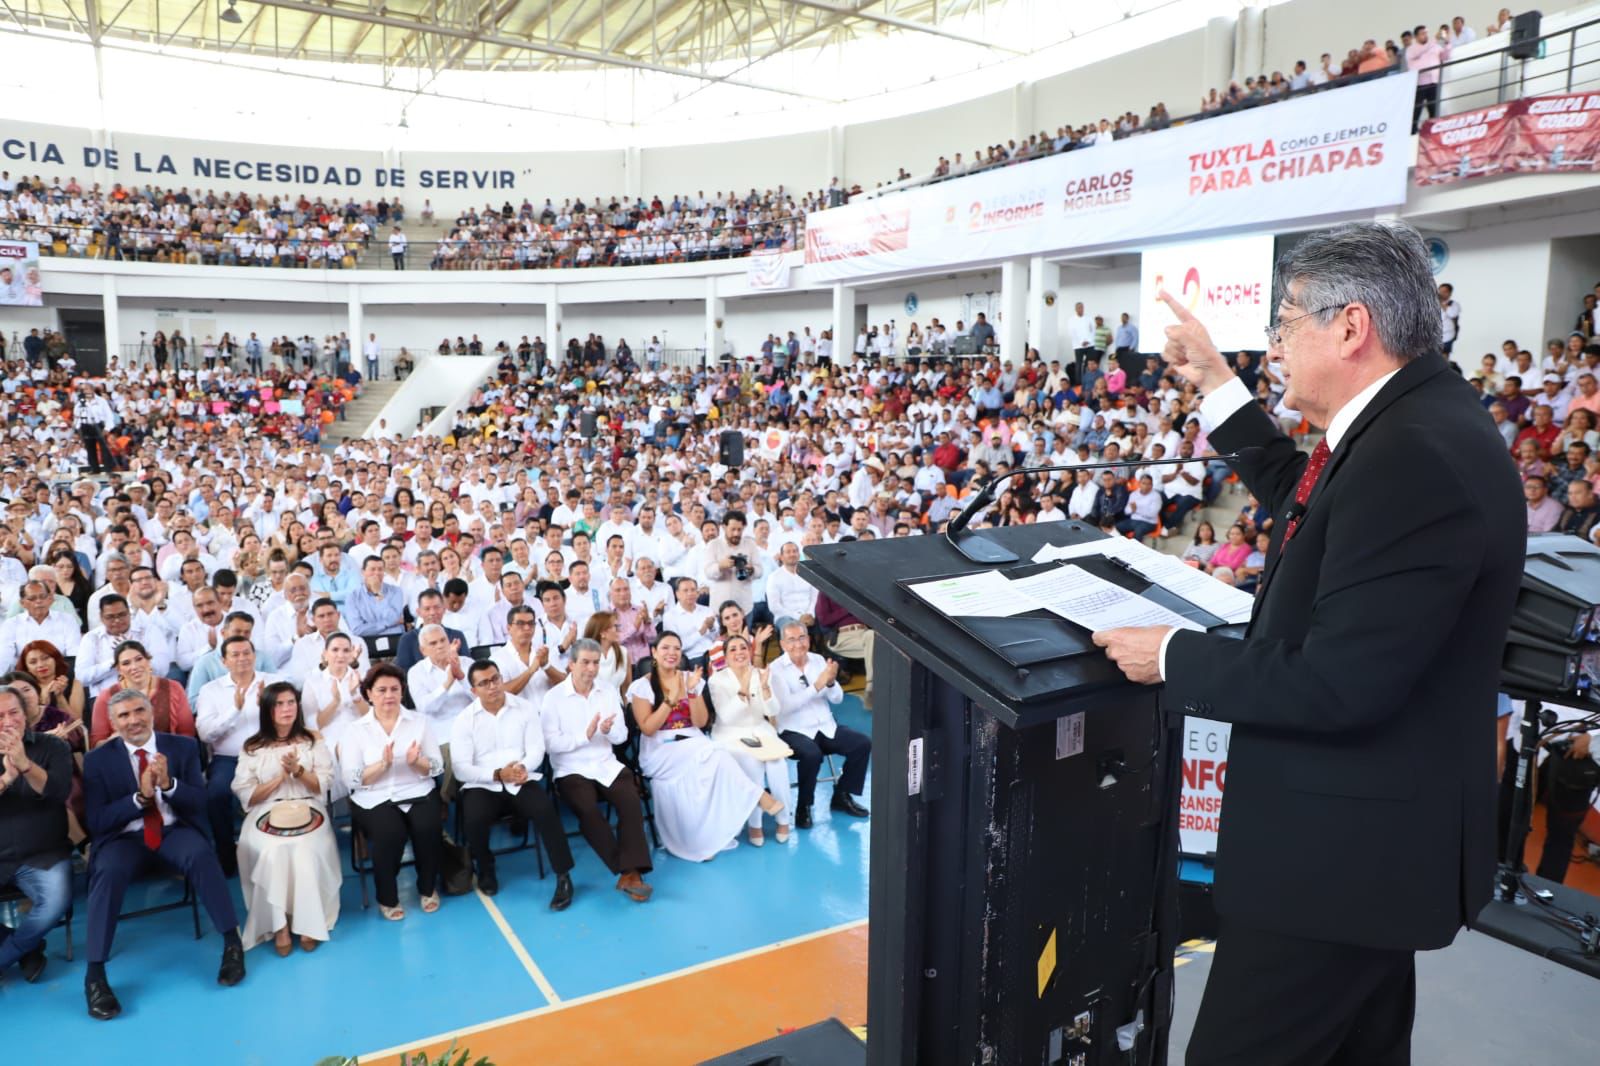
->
<box><xmin>0</xmin><ymin>241</ymin><xmax>42</xmax><ymax>306</ymax></box>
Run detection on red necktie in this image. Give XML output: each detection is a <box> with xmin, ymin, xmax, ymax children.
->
<box><xmin>1282</xmin><ymin>439</ymin><xmax>1331</xmax><ymax>547</ymax></box>
<box><xmin>135</xmin><ymin>749</ymin><xmax>164</xmax><ymax>851</ymax></box>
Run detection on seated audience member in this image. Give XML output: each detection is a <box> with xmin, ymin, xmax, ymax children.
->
<box><xmin>298</xmin><ymin>632</ymin><xmax>369</xmax><ymax>792</ymax></box>
<box><xmin>708</xmin><ymin>633</ymin><xmax>795</xmax><ymax>845</ymax></box>
<box><xmin>584</xmin><ymin>610</ymin><xmax>633</xmax><ymax>691</ymax></box>
<box><xmin>627</xmin><ymin>632</ymin><xmax>781</xmax><ymax>861</ymax></box>
<box><xmin>343</xmin><ymin>662</ymin><xmax>444</xmax><ymax>921</ymax></box>
<box><xmin>490</xmin><ymin>604</ymin><xmax>567</xmax><ymax>704</ymax></box>
<box><xmin>394</xmin><ymin>589</ymin><xmax>465</xmax><ymax>674</ymax></box>
<box><xmin>83</xmin><ymin>688</ymin><xmax>246</xmax><ymax>1020</ymax></box>
<box><xmin>1207</xmin><ymin>524</ymin><xmax>1253</xmax><ymax>576</ymax></box>
<box><xmin>543</xmin><ymin>639</ymin><xmax>654</xmax><ymax>901</ymax></box>
<box><xmin>0</xmin><ymin>580</ymin><xmax>82</xmax><ymax>673</ymax></box>
<box><xmin>706</xmin><ymin>601</ymin><xmax>773</xmax><ymax>674</ymax></box>
<box><xmin>663</xmin><ymin>575</ymin><xmax>716</xmax><ymax>668</ymax></box>
<box><xmin>770</xmin><ymin>620</ymin><xmax>871</xmax><ymax>828</ymax></box>
<box><xmin>3</xmin><ymin>667</ymin><xmax>86</xmax><ymax>840</ymax></box>
<box><xmin>285</xmin><ymin>598</ymin><xmax>369</xmax><ymax>684</ymax></box>
<box><xmin>231</xmin><ymin>682</ymin><xmax>341</xmax><ymax>955</ymax></box>
<box><xmin>0</xmin><ymin>682</ymin><xmax>73</xmax><ymax>984</ymax></box>
<box><xmin>20</xmin><ymin>640</ymin><xmax>86</xmax><ymax>725</ymax></box>
<box><xmin>77</xmin><ymin>593</ymin><xmax>170</xmax><ymax>697</ymax></box>
<box><xmin>450</xmin><ymin>661</ymin><xmax>576</xmax><ymax>908</ymax></box>
<box><xmin>186</xmin><ymin>608</ymin><xmax>269</xmax><ymax>703</ymax></box>
<box><xmin>195</xmin><ymin>637</ymin><xmax>284</xmax><ymax>877</ymax></box>
<box><xmin>407</xmin><ymin>624</ymin><xmax>477</xmax><ymax>734</ymax></box>
<box><xmin>90</xmin><ymin>640</ymin><xmax>196</xmax><ymax>748</ymax></box>
<box><xmin>816</xmin><ymin>589</ymin><xmax>876</xmax><ymax>710</ymax></box>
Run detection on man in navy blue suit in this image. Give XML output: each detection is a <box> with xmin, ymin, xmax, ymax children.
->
<box><xmin>82</xmin><ymin>688</ymin><xmax>246</xmax><ymax>1020</ymax></box>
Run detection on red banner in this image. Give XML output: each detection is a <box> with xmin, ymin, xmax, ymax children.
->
<box><xmin>1417</xmin><ymin>92</ymin><xmax>1600</xmax><ymax>186</ymax></box>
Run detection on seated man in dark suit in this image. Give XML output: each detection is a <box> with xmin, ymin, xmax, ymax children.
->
<box><xmin>394</xmin><ymin>588</ymin><xmax>464</xmax><ymax>674</ymax></box>
<box><xmin>0</xmin><ymin>683</ymin><xmax>73</xmax><ymax>985</ymax></box>
<box><xmin>82</xmin><ymin>688</ymin><xmax>246</xmax><ymax>1020</ymax></box>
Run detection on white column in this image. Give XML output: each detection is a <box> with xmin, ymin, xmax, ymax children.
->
<box><xmin>625</xmin><ymin>145</ymin><xmax>642</xmax><ymax>201</ymax></box>
<box><xmin>826</xmin><ymin>125</ymin><xmax>846</xmax><ymax>186</ymax></box>
<box><xmin>546</xmin><ymin>288</ymin><xmax>562</xmax><ymax>368</ymax></box>
<box><xmin>1011</xmin><ymin>81</ymin><xmax>1035</xmax><ymax>143</ymax></box>
<box><xmin>346</xmin><ymin>286</ymin><xmax>363</xmax><ymax>373</ymax></box>
<box><xmin>832</xmin><ymin>283</ymin><xmax>855</xmax><ymax>365</ymax></box>
<box><xmin>102</xmin><ymin>273</ymin><xmax>119</xmax><ymax>373</ymax></box>
<box><xmin>1000</xmin><ymin>258</ymin><xmax>1030</xmax><ymax>363</ymax></box>
<box><xmin>705</xmin><ymin>276</ymin><xmax>726</xmax><ymax>369</ymax></box>
<box><xmin>1203</xmin><ymin>16</ymin><xmax>1237</xmax><ymax>104</ymax></box>
<box><xmin>1027</xmin><ymin>256</ymin><xmax>1060</xmax><ymax>359</ymax></box>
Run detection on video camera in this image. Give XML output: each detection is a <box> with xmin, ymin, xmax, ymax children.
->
<box><xmin>731</xmin><ymin>553</ymin><xmax>753</xmax><ymax>582</ymax></box>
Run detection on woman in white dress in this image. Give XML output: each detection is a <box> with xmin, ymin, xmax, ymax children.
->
<box><xmin>625</xmin><ymin>632</ymin><xmax>783</xmax><ymax>861</ymax></box>
<box><xmin>231</xmin><ymin>681</ymin><xmax>342</xmax><ymax>955</ymax></box>
<box><xmin>707</xmin><ymin>634</ymin><xmax>794</xmax><ymax>845</ymax></box>
<box><xmin>584</xmin><ymin>611</ymin><xmax>632</xmax><ymax>692</ymax></box>
<box><xmin>298</xmin><ymin>632</ymin><xmax>369</xmax><ymax>798</ymax></box>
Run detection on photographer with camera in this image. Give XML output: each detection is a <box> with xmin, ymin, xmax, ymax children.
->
<box><xmin>703</xmin><ymin>511</ymin><xmax>766</xmax><ymax>620</ymax></box>
<box><xmin>1536</xmin><ymin>725</ymin><xmax>1599</xmax><ymax>886</ymax></box>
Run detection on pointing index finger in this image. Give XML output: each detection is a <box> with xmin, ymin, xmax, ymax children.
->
<box><xmin>1157</xmin><ymin>289</ymin><xmax>1197</xmax><ymax>325</ymax></box>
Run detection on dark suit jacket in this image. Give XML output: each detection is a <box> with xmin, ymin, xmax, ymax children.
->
<box><xmin>1165</xmin><ymin>355</ymin><xmax>1525</xmax><ymax>952</ymax></box>
<box><xmin>394</xmin><ymin>625</ymin><xmax>466</xmax><ymax>673</ymax></box>
<box><xmin>83</xmin><ymin>733</ymin><xmax>208</xmax><ymax>847</ymax></box>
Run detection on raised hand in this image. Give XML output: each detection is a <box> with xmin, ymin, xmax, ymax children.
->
<box><xmin>150</xmin><ymin>752</ymin><xmax>171</xmax><ymax>790</ymax></box>
<box><xmin>688</xmin><ymin>665</ymin><xmax>704</xmax><ymax>688</ymax></box>
<box><xmin>381</xmin><ymin>741</ymin><xmax>395</xmax><ymax>768</ymax></box>
<box><xmin>406</xmin><ymin>740</ymin><xmax>425</xmax><ymax>770</ymax></box>
<box><xmin>599</xmin><ymin>713</ymin><xmax>617</xmax><ymax>735</ymax></box>
<box><xmin>1157</xmin><ymin>290</ymin><xmax>1234</xmax><ymax>395</ymax></box>
<box><xmin>586</xmin><ymin>712</ymin><xmax>601</xmax><ymax>740</ymax></box>
<box><xmin>754</xmin><ymin>623</ymin><xmax>773</xmax><ymax>645</ymax></box>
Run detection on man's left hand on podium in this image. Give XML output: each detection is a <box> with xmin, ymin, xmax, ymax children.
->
<box><xmin>1092</xmin><ymin>627</ymin><xmax>1171</xmax><ymax>685</ymax></box>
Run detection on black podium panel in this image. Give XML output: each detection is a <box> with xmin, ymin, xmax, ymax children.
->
<box><xmin>802</xmin><ymin>523</ymin><xmax>1180</xmax><ymax>1066</ymax></box>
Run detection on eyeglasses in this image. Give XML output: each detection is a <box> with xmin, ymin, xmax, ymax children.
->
<box><xmin>1264</xmin><ymin>304</ymin><xmax>1347</xmax><ymax>347</ymax></box>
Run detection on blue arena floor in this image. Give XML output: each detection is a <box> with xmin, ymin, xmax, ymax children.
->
<box><xmin>5</xmin><ymin>699</ymin><xmax>874</xmax><ymax>1066</ymax></box>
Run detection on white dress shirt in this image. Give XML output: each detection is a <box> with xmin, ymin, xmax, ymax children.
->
<box><xmin>407</xmin><ymin>655</ymin><xmax>477</xmax><ymax>727</ymax></box>
<box><xmin>541</xmin><ymin>677</ymin><xmax>628</xmax><ymax>786</ymax></box>
<box><xmin>770</xmin><ymin>652</ymin><xmax>843</xmax><ymax>739</ymax></box>
<box><xmin>195</xmin><ymin>670</ymin><xmax>285</xmax><ymax>757</ymax></box>
<box><xmin>449</xmin><ymin>693</ymin><xmax>547</xmax><ymax>794</ymax></box>
<box><xmin>766</xmin><ymin>565</ymin><xmax>818</xmax><ymax>621</ymax></box>
<box><xmin>262</xmin><ymin>601</ymin><xmax>312</xmax><ymax>668</ymax></box>
<box><xmin>119</xmin><ymin>736</ymin><xmax>177</xmax><ymax>835</ymax></box>
<box><xmin>0</xmin><ymin>610</ymin><xmax>82</xmax><ymax>672</ymax></box>
<box><xmin>76</xmin><ymin>623</ymin><xmax>170</xmax><ymax>697</ymax></box>
<box><xmin>174</xmin><ymin>617</ymin><xmax>221</xmax><ymax>672</ymax></box>
<box><xmin>490</xmin><ymin>640</ymin><xmax>561</xmax><ymax>705</ymax></box>
<box><xmin>342</xmin><ymin>709</ymin><xmax>443</xmax><ymax>810</ymax></box>
<box><xmin>662</xmin><ymin>603</ymin><xmax>715</xmax><ymax>659</ymax></box>
<box><xmin>1155</xmin><ymin>368</ymin><xmax>1401</xmax><ymax>678</ymax></box>
<box><xmin>285</xmin><ymin>629</ymin><xmax>369</xmax><ymax>686</ymax></box>
<box><xmin>565</xmin><ymin>583</ymin><xmax>603</xmax><ymax>632</ymax></box>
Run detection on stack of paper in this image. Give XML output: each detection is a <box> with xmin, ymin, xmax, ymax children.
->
<box><xmin>1033</xmin><ymin>538</ymin><xmax>1254</xmax><ymax>625</ymax></box>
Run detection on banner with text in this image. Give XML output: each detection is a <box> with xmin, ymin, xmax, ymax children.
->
<box><xmin>0</xmin><ymin>241</ymin><xmax>42</xmax><ymax>306</ymax></box>
<box><xmin>1140</xmin><ymin>234</ymin><xmax>1275</xmax><ymax>352</ymax></box>
<box><xmin>1417</xmin><ymin>91</ymin><xmax>1600</xmax><ymax>186</ymax></box>
<box><xmin>1180</xmin><ymin>716</ymin><xmax>1231</xmax><ymax>857</ymax></box>
<box><xmin>746</xmin><ymin>250</ymin><xmax>793</xmax><ymax>290</ymax></box>
<box><xmin>804</xmin><ymin>74</ymin><xmax>1418</xmax><ymax>282</ymax></box>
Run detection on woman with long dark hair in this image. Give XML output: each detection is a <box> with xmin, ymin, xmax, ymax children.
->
<box><xmin>233</xmin><ymin>681</ymin><xmax>341</xmax><ymax>955</ymax></box>
<box><xmin>625</xmin><ymin>632</ymin><xmax>781</xmax><ymax>861</ymax></box>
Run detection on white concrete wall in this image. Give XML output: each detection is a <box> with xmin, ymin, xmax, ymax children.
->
<box><xmin>1422</xmin><ymin>223</ymin><xmax>1556</xmax><ymax>368</ymax></box>
<box><xmin>640</xmin><ymin>131</ymin><xmax>830</xmax><ymax>199</ymax></box>
<box><xmin>1033</xmin><ymin>30</ymin><xmax>1209</xmax><ymax>124</ymax></box>
<box><xmin>1056</xmin><ymin>259</ymin><xmax>1143</xmax><ymax>354</ymax></box>
<box><xmin>365</xmin><ymin>354</ymin><xmax>498</xmax><ymax>438</ymax></box>
<box><xmin>1546</xmin><ymin>236</ymin><xmax>1600</xmax><ymax>347</ymax></box>
<box><xmin>843</xmin><ymin>90</ymin><xmax>1013</xmax><ymax>188</ymax></box>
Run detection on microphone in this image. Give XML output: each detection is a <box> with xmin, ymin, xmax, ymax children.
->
<box><xmin>944</xmin><ymin>446</ymin><xmax>1257</xmax><ymax>565</ymax></box>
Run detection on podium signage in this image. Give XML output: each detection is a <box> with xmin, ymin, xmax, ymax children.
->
<box><xmin>1179</xmin><ymin>717</ymin><xmax>1231</xmax><ymax>856</ymax></box>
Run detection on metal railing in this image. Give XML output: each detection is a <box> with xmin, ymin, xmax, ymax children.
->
<box><xmin>1437</xmin><ymin>15</ymin><xmax>1600</xmax><ymax>115</ymax></box>
<box><xmin>115</xmin><ymin>343</ymin><xmax>435</xmax><ymax>381</ymax></box>
<box><xmin>15</xmin><ymin>214</ymin><xmax>803</xmax><ymax>273</ymax></box>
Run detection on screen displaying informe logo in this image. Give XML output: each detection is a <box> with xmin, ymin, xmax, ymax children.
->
<box><xmin>1139</xmin><ymin>233</ymin><xmax>1275</xmax><ymax>352</ymax></box>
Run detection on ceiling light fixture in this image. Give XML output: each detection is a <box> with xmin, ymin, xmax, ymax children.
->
<box><xmin>219</xmin><ymin>0</ymin><xmax>243</xmax><ymax>25</ymax></box>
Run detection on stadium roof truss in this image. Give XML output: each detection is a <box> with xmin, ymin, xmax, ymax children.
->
<box><xmin>0</xmin><ymin>0</ymin><xmax>1039</xmax><ymax>102</ymax></box>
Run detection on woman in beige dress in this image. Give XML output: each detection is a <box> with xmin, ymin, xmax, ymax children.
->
<box><xmin>232</xmin><ymin>681</ymin><xmax>342</xmax><ymax>955</ymax></box>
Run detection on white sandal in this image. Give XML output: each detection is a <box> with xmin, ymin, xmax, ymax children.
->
<box><xmin>748</xmin><ymin>827</ymin><xmax>765</xmax><ymax>847</ymax></box>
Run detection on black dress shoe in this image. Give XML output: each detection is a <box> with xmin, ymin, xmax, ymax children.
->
<box><xmin>794</xmin><ymin>805</ymin><xmax>814</xmax><ymax>830</ymax></box>
<box><xmin>478</xmin><ymin>870</ymin><xmax>500</xmax><ymax>897</ymax></box>
<box><xmin>85</xmin><ymin>977</ymin><xmax>122</xmax><ymax>1020</ymax></box>
<box><xmin>19</xmin><ymin>946</ymin><xmax>46</xmax><ymax>984</ymax></box>
<box><xmin>830</xmin><ymin>794</ymin><xmax>870</xmax><ymax>817</ymax></box>
<box><xmin>549</xmin><ymin>873</ymin><xmax>574</xmax><ymax>912</ymax></box>
<box><xmin>218</xmin><ymin>943</ymin><xmax>247</xmax><ymax>987</ymax></box>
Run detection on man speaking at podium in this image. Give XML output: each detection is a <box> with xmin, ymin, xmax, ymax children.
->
<box><xmin>1094</xmin><ymin>222</ymin><xmax>1524</xmax><ymax>1066</ymax></box>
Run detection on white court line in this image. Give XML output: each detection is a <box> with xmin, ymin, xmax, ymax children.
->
<box><xmin>475</xmin><ymin>888</ymin><xmax>563</xmax><ymax>1004</ymax></box>
<box><xmin>359</xmin><ymin>916</ymin><xmax>870</xmax><ymax>1063</ymax></box>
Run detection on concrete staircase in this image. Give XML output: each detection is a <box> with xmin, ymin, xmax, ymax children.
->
<box><xmin>356</xmin><ymin>218</ymin><xmax>455</xmax><ymax>269</ymax></box>
<box><xmin>331</xmin><ymin>379</ymin><xmax>404</xmax><ymax>442</ymax></box>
